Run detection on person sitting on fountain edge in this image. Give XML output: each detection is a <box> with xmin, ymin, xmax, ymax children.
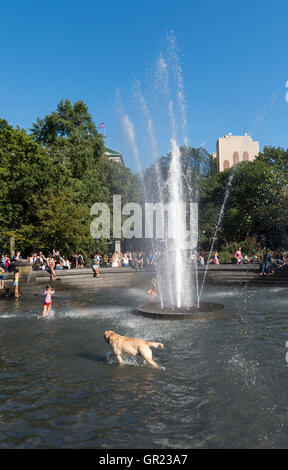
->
<box><xmin>135</xmin><ymin>252</ymin><xmax>144</xmax><ymax>271</ymax></box>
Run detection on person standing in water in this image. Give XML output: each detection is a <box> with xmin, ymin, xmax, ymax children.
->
<box><xmin>147</xmin><ymin>277</ymin><xmax>157</xmax><ymax>300</ymax></box>
<box><xmin>13</xmin><ymin>269</ymin><xmax>21</xmax><ymax>298</ymax></box>
<box><xmin>43</xmin><ymin>285</ymin><xmax>55</xmax><ymax>317</ymax></box>
<box><xmin>0</xmin><ymin>265</ymin><xmax>4</xmax><ymax>290</ymax></box>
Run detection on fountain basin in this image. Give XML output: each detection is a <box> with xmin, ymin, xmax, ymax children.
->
<box><xmin>137</xmin><ymin>301</ymin><xmax>225</xmax><ymax>320</ymax></box>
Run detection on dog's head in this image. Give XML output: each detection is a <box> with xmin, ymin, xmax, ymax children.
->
<box><xmin>104</xmin><ymin>330</ymin><xmax>115</xmax><ymax>345</ymax></box>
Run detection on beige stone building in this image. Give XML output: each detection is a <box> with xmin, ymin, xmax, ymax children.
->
<box><xmin>215</xmin><ymin>134</ymin><xmax>259</xmax><ymax>172</ymax></box>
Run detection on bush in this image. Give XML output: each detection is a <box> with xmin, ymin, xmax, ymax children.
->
<box><xmin>220</xmin><ymin>239</ymin><xmax>261</xmax><ymax>258</ymax></box>
<box><xmin>218</xmin><ymin>252</ymin><xmax>235</xmax><ymax>264</ymax></box>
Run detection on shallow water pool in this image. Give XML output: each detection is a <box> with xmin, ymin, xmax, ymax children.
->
<box><xmin>0</xmin><ymin>283</ymin><xmax>288</xmax><ymax>448</ymax></box>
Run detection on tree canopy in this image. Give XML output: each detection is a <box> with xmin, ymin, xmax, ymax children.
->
<box><xmin>199</xmin><ymin>149</ymin><xmax>288</xmax><ymax>250</ymax></box>
<box><xmin>0</xmin><ymin>101</ymin><xmax>141</xmax><ymax>256</ymax></box>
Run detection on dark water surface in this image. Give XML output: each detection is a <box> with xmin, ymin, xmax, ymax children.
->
<box><xmin>1</xmin><ymin>282</ymin><xmax>288</xmax><ymax>448</ymax></box>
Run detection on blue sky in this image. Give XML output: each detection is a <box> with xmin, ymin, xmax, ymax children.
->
<box><xmin>1</xmin><ymin>0</ymin><xmax>288</xmax><ymax>171</ymax></box>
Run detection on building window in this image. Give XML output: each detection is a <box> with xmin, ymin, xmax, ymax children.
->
<box><xmin>233</xmin><ymin>152</ymin><xmax>239</xmax><ymax>165</ymax></box>
<box><xmin>243</xmin><ymin>151</ymin><xmax>249</xmax><ymax>161</ymax></box>
<box><xmin>223</xmin><ymin>160</ymin><xmax>230</xmax><ymax>170</ymax></box>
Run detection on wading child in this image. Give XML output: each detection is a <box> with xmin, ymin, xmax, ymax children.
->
<box><xmin>43</xmin><ymin>285</ymin><xmax>55</xmax><ymax>317</ymax></box>
<box><xmin>13</xmin><ymin>269</ymin><xmax>20</xmax><ymax>297</ymax></box>
<box><xmin>0</xmin><ymin>266</ymin><xmax>4</xmax><ymax>290</ymax></box>
<box><xmin>147</xmin><ymin>277</ymin><xmax>157</xmax><ymax>300</ymax></box>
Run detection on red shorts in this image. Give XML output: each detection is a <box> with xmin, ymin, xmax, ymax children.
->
<box><xmin>43</xmin><ymin>302</ymin><xmax>52</xmax><ymax>306</ymax></box>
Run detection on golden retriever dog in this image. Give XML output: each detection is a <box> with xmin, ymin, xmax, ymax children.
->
<box><xmin>104</xmin><ymin>330</ymin><xmax>164</xmax><ymax>369</ymax></box>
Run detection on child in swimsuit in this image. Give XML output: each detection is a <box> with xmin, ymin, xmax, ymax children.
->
<box><xmin>147</xmin><ymin>277</ymin><xmax>157</xmax><ymax>300</ymax></box>
<box><xmin>43</xmin><ymin>285</ymin><xmax>55</xmax><ymax>317</ymax></box>
<box><xmin>13</xmin><ymin>269</ymin><xmax>21</xmax><ymax>297</ymax></box>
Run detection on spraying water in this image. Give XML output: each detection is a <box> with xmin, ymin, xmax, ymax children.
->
<box><xmin>167</xmin><ymin>31</ymin><xmax>188</xmax><ymax>146</ymax></box>
<box><xmin>168</xmin><ymin>139</ymin><xmax>186</xmax><ymax>307</ymax></box>
<box><xmin>118</xmin><ymin>91</ymin><xmax>166</xmax><ymax>306</ymax></box>
<box><xmin>118</xmin><ymin>42</ymin><xmax>199</xmax><ymax>309</ymax></box>
<box><xmin>148</xmin><ymin>138</ymin><xmax>199</xmax><ymax>310</ymax></box>
<box><xmin>199</xmin><ymin>166</ymin><xmax>237</xmax><ymax>301</ymax></box>
<box><xmin>155</xmin><ymin>53</ymin><xmax>178</xmax><ymax>141</ymax></box>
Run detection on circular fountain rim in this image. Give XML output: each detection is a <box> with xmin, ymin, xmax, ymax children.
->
<box><xmin>137</xmin><ymin>301</ymin><xmax>225</xmax><ymax>320</ymax></box>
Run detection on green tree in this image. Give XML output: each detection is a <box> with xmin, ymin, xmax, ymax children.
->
<box><xmin>0</xmin><ymin>119</ymin><xmax>54</xmax><ymax>251</ymax></box>
<box><xmin>257</xmin><ymin>146</ymin><xmax>288</xmax><ymax>172</ymax></box>
<box><xmin>31</xmin><ymin>99</ymin><xmax>106</xmax><ymax>180</ymax></box>
<box><xmin>36</xmin><ymin>190</ymin><xmax>90</xmax><ymax>254</ymax></box>
<box><xmin>200</xmin><ymin>156</ymin><xmax>288</xmax><ymax>250</ymax></box>
<box><xmin>31</xmin><ymin>99</ymin><xmax>100</xmax><ymax>144</ymax></box>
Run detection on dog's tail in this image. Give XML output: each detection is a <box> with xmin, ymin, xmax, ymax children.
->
<box><xmin>147</xmin><ymin>341</ymin><xmax>164</xmax><ymax>349</ymax></box>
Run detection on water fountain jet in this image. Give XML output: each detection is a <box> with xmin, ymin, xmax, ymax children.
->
<box><xmin>137</xmin><ymin>139</ymin><xmax>224</xmax><ymax>320</ymax></box>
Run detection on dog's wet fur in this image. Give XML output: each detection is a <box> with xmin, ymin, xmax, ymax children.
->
<box><xmin>104</xmin><ymin>330</ymin><xmax>164</xmax><ymax>369</ymax></box>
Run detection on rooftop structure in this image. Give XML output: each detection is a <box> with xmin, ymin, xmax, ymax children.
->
<box><xmin>215</xmin><ymin>134</ymin><xmax>259</xmax><ymax>172</ymax></box>
<box><xmin>105</xmin><ymin>147</ymin><xmax>124</xmax><ymax>165</ymax></box>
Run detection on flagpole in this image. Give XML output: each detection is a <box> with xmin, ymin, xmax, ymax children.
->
<box><xmin>98</xmin><ymin>123</ymin><xmax>105</xmax><ymax>138</ymax></box>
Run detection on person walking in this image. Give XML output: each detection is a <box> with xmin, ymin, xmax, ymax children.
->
<box><xmin>92</xmin><ymin>254</ymin><xmax>100</xmax><ymax>278</ymax></box>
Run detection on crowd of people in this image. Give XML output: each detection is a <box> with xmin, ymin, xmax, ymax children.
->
<box><xmin>196</xmin><ymin>246</ymin><xmax>287</xmax><ymax>276</ymax></box>
<box><xmin>0</xmin><ymin>249</ymin><xmax>156</xmax><ymax>299</ymax></box>
<box><xmin>231</xmin><ymin>247</ymin><xmax>286</xmax><ymax>275</ymax></box>
<box><xmin>1</xmin><ymin>245</ymin><xmax>288</xmax><ymax>301</ymax></box>
<box><xmin>1</xmin><ymin>247</ymin><xmax>287</xmax><ymax>273</ymax></box>
<box><xmin>0</xmin><ymin>249</ymin><xmax>156</xmax><ymax>278</ymax></box>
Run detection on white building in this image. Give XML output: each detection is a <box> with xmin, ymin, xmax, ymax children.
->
<box><xmin>105</xmin><ymin>147</ymin><xmax>124</xmax><ymax>165</ymax></box>
<box><xmin>215</xmin><ymin>134</ymin><xmax>259</xmax><ymax>172</ymax></box>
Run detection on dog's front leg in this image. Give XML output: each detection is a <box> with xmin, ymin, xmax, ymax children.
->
<box><xmin>116</xmin><ymin>354</ymin><xmax>124</xmax><ymax>365</ymax></box>
<box><xmin>146</xmin><ymin>357</ymin><xmax>159</xmax><ymax>369</ymax></box>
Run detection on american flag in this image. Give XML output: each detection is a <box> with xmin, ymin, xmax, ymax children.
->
<box><xmin>98</xmin><ymin>122</ymin><xmax>105</xmax><ymax>128</ymax></box>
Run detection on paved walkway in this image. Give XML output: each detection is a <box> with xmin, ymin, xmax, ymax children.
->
<box><xmin>2</xmin><ymin>264</ymin><xmax>288</xmax><ymax>293</ymax></box>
